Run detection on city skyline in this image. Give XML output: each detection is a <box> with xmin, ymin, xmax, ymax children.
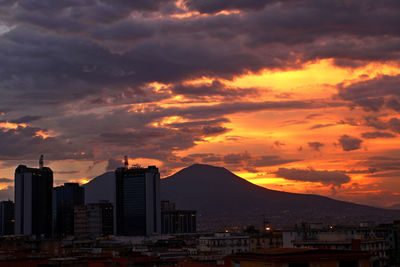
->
<box><xmin>1</xmin><ymin>1</ymin><xmax>400</xmax><ymax>208</ymax></box>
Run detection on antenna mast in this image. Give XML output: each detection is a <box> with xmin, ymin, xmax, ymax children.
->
<box><xmin>124</xmin><ymin>156</ymin><xmax>129</xmax><ymax>169</ymax></box>
<box><xmin>39</xmin><ymin>155</ymin><xmax>44</xmax><ymax>169</ymax></box>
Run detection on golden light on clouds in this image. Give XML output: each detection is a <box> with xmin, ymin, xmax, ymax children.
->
<box><xmin>0</xmin><ymin>121</ymin><xmax>27</xmax><ymax>130</ymax></box>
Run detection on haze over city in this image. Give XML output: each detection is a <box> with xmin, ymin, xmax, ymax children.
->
<box><xmin>1</xmin><ymin>0</ymin><xmax>400</xmax><ymax>209</ymax></box>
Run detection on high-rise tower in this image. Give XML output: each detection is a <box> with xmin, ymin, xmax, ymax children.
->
<box><xmin>53</xmin><ymin>183</ymin><xmax>84</xmax><ymax>237</ymax></box>
<box><xmin>115</xmin><ymin>160</ymin><xmax>160</xmax><ymax>236</ymax></box>
<box><xmin>14</xmin><ymin>155</ymin><xmax>53</xmax><ymax>237</ymax></box>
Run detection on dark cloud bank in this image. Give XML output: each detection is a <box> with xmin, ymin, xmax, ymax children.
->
<box><xmin>0</xmin><ymin>0</ymin><xmax>400</xmax><ymax>173</ymax></box>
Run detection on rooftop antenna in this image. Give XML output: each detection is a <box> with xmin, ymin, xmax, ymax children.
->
<box><xmin>124</xmin><ymin>156</ymin><xmax>129</xmax><ymax>169</ymax></box>
<box><xmin>39</xmin><ymin>155</ymin><xmax>44</xmax><ymax>169</ymax></box>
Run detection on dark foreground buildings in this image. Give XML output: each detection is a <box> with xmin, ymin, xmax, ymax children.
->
<box><xmin>53</xmin><ymin>183</ymin><xmax>84</xmax><ymax>237</ymax></box>
<box><xmin>74</xmin><ymin>201</ymin><xmax>113</xmax><ymax>237</ymax></box>
<box><xmin>14</xmin><ymin>156</ymin><xmax>53</xmax><ymax>237</ymax></box>
<box><xmin>0</xmin><ymin>201</ymin><xmax>14</xmax><ymax>236</ymax></box>
<box><xmin>161</xmin><ymin>200</ymin><xmax>196</xmax><ymax>234</ymax></box>
<box><xmin>115</xmin><ymin>161</ymin><xmax>161</xmax><ymax>236</ymax></box>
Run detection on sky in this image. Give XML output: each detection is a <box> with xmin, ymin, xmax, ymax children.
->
<box><xmin>1</xmin><ymin>0</ymin><xmax>400</xmax><ymax>208</ymax></box>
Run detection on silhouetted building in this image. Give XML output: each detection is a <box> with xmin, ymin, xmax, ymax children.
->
<box><xmin>282</xmin><ymin>222</ymin><xmax>389</xmax><ymax>267</ymax></box>
<box><xmin>53</xmin><ymin>183</ymin><xmax>84</xmax><ymax>237</ymax></box>
<box><xmin>228</xmin><ymin>248</ymin><xmax>371</xmax><ymax>267</ymax></box>
<box><xmin>115</xmin><ymin>162</ymin><xmax>161</xmax><ymax>236</ymax></box>
<box><xmin>0</xmin><ymin>200</ymin><xmax>14</xmax><ymax>235</ymax></box>
<box><xmin>161</xmin><ymin>200</ymin><xmax>196</xmax><ymax>234</ymax></box>
<box><xmin>14</xmin><ymin>156</ymin><xmax>53</xmax><ymax>237</ymax></box>
<box><xmin>74</xmin><ymin>201</ymin><xmax>113</xmax><ymax>237</ymax></box>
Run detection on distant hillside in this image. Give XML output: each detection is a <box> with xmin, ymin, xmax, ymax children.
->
<box><xmin>160</xmin><ymin>164</ymin><xmax>400</xmax><ymax>230</ymax></box>
<box><xmin>84</xmin><ymin>171</ymin><xmax>115</xmax><ymax>205</ymax></box>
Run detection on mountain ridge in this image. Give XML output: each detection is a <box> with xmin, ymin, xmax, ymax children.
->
<box><xmin>160</xmin><ymin>163</ymin><xmax>400</xmax><ymax>229</ymax></box>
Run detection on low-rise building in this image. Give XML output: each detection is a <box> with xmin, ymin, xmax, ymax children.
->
<box><xmin>228</xmin><ymin>248</ymin><xmax>371</xmax><ymax>267</ymax></box>
<box><xmin>249</xmin><ymin>231</ymin><xmax>282</xmax><ymax>251</ymax></box>
<box><xmin>198</xmin><ymin>233</ymin><xmax>249</xmax><ymax>264</ymax></box>
<box><xmin>74</xmin><ymin>201</ymin><xmax>113</xmax><ymax>237</ymax></box>
<box><xmin>282</xmin><ymin>222</ymin><xmax>390</xmax><ymax>267</ymax></box>
<box><xmin>161</xmin><ymin>200</ymin><xmax>196</xmax><ymax>234</ymax></box>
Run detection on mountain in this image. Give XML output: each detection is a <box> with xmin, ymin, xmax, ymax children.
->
<box><xmin>84</xmin><ymin>171</ymin><xmax>115</xmax><ymax>205</ymax></box>
<box><xmin>160</xmin><ymin>164</ymin><xmax>400</xmax><ymax>230</ymax></box>
<box><xmin>85</xmin><ymin>164</ymin><xmax>400</xmax><ymax>231</ymax></box>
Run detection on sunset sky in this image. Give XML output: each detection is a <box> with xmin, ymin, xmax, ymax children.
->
<box><xmin>1</xmin><ymin>0</ymin><xmax>400</xmax><ymax>208</ymax></box>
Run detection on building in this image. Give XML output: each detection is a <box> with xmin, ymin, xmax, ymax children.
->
<box><xmin>0</xmin><ymin>201</ymin><xmax>14</xmax><ymax>235</ymax></box>
<box><xmin>161</xmin><ymin>200</ymin><xmax>196</xmax><ymax>234</ymax></box>
<box><xmin>249</xmin><ymin>231</ymin><xmax>283</xmax><ymax>251</ymax></box>
<box><xmin>198</xmin><ymin>233</ymin><xmax>250</xmax><ymax>257</ymax></box>
<box><xmin>115</xmin><ymin>160</ymin><xmax>161</xmax><ymax>236</ymax></box>
<box><xmin>228</xmin><ymin>248</ymin><xmax>371</xmax><ymax>267</ymax></box>
<box><xmin>282</xmin><ymin>223</ymin><xmax>390</xmax><ymax>267</ymax></box>
<box><xmin>53</xmin><ymin>183</ymin><xmax>85</xmax><ymax>237</ymax></box>
<box><xmin>74</xmin><ymin>201</ymin><xmax>113</xmax><ymax>237</ymax></box>
<box><xmin>14</xmin><ymin>156</ymin><xmax>53</xmax><ymax>237</ymax></box>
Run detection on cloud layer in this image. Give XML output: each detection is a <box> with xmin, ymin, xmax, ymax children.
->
<box><xmin>0</xmin><ymin>0</ymin><xmax>400</xmax><ymax>207</ymax></box>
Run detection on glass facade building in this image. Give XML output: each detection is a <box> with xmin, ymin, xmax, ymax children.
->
<box><xmin>115</xmin><ymin>166</ymin><xmax>160</xmax><ymax>236</ymax></box>
<box><xmin>14</xmin><ymin>164</ymin><xmax>53</xmax><ymax>237</ymax></box>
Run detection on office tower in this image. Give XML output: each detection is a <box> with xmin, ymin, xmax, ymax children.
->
<box><xmin>0</xmin><ymin>200</ymin><xmax>14</xmax><ymax>235</ymax></box>
<box><xmin>115</xmin><ymin>159</ymin><xmax>161</xmax><ymax>236</ymax></box>
<box><xmin>74</xmin><ymin>201</ymin><xmax>113</xmax><ymax>237</ymax></box>
<box><xmin>14</xmin><ymin>155</ymin><xmax>53</xmax><ymax>237</ymax></box>
<box><xmin>53</xmin><ymin>183</ymin><xmax>84</xmax><ymax>237</ymax></box>
<box><xmin>161</xmin><ymin>200</ymin><xmax>196</xmax><ymax>234</ymax></box>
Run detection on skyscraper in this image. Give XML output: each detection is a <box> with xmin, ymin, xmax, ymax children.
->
<box><xmin>53</xmin><ymin>183</ymin><xmax>84</xmax><ymax>237</ymax></box>
<box><xmin>0</xmin><ymin>200</ymin><xmax>14</xmax><ymax>236</ymax></box>
<box><xmin>115</xmin><ymin>158</ymin><xmax>160</xmax><ymax>236</ymax></box>
<box><xmin>14</xmin><ymin>155</ymin><xmax>53</xmax><ymax>237</ymax></box>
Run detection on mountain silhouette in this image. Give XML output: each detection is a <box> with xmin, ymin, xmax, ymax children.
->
<box><xmin>85</xmin><ymin>164</ymin><xmax>400</xmax><ymax>231</ymax></box>
<box><xmin>160</xmin><ymin>164</ymin><xmax>400</xmax><ymax>229</ymax></box>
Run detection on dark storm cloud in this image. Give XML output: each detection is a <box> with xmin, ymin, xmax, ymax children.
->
<box><xmin>310</xmin><ymin>123</ymin><xmax>335</xmax><ymax>130</ymax></box>
<box><xmin>170</xmin><ymin>80</ymin><xmax>258</xmax><ymax>99</ymax></box>
<box><xmin>338</xmin><ymin>135</ymin><xmax>363</xmax><ymax>151</ymax></box>
<box><xmin>251</xmin><ymin>155</ymin><xmax>300</xmax><ymax>167</ymax></box>
<box><xmin>0</xmin><ymin>126</ymin><xmax>91</xmax><ymax>160</ymax></box>
<box><xmin>0</xmin><ymin>25</ymin><xmax>267</xmax><ymax>111</ymax></box>
<box><xmin>308</xmin><ymin>141</ymin><xmax>324</xmax><ymax>151</ymax></box>
<box><xmin>172</xmin><ymin>99</ymin><xmax>344</xmax><ymax>119</ymax></box>
<box><xmin>0</xmin><ymin>97</ymin><xmax>337</xmax><ymax>163</ymax></box>
<box><xmin>275</xmin><ymin>168</ymin><xmax>351</xmax><ymax>187</ymax></box>
<box><xmin>184</xmin><ymin>152</ymin><xmax>299</xmax><ymax>171</ymax></box>
<box><xmin>184</xmin><ymin>0</ymin><xmax>270</xmax><ymax>13</ymax></box>
<box><xmin>41</xmin><ymin>107</ymin><xmax>232</xmax><ymax>164</ymax></box>
<box><xmin>223</xmin><ymin>152</ymin><xmax>251</xmax><ymax>165</ymax></box>
<box><xmin>1</xmin><ymin>0</ymin><xmax>400</xmax><ymax>114</ymax></box>
<box><xmin>338</xmin><ymin>75</ymin><xmax>400</xmax><ymax>112</ymax></box>
<box><xmin>361</xmin><ymin>131</ymin><xmax>396</xmax><ymax>139</ymax></box>
<box><xmin>10</xmin><ymin>116</ymin><xmax>42</xmax><ymax>123</ymax></box>
<box><xmin>362</xmin><ymin>154</ymin><xmax>400</xmax><ymax>172</ymax></box>
<box><xmin>0</xmin><ymin>178</ymin><xmax>12</xmax><ymax>183</ymax></box>
<box><xmin>1</xmin><ymin>0</ymin><xmax>400</xmax><ymax>169</ymax></box>
<box><xmin>362</xmin><ymin>116</ymin><xmax>400</xmax><ymax>134</ymax></box>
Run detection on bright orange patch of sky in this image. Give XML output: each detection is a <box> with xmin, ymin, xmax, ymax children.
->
<box><xmin>170</xmin><ymin>59</ymin><xmax>400</xmax><ymax>207</ymax></box>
